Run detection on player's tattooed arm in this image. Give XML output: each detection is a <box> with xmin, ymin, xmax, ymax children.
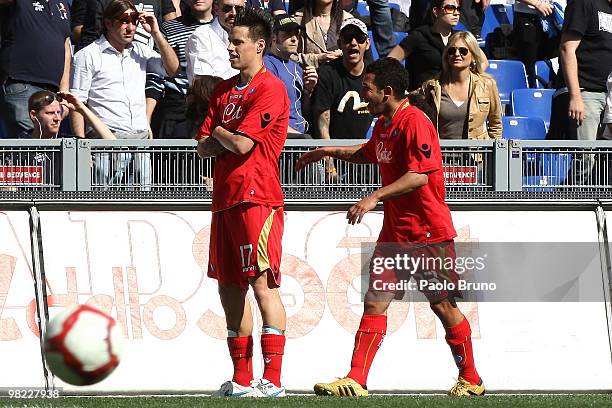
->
<box><xmin>197</xmin><ymin>136</ymin><xmax>228</xmax><ymax>158</ymax></box>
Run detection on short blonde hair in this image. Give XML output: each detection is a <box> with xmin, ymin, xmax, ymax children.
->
<box><xmin>441</xmin><ymin>31</ymin><xmax>490</xmax><ymax>81</ymax></box>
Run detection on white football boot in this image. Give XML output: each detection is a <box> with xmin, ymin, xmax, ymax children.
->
<box><xmin>255</xmin><ymin>378</ymin><xmax>287</xmax><ymax>397</ymax></box>
<box><xmin>211</xmin><ymin>380</ymin><xmax>264</xmax><ymax>397</ymax></box>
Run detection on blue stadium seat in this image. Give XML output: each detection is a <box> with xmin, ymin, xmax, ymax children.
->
<box><xmin>395</xmin><ymin>31</ymin><xmax>408</xmax><ymax>45</ymax></box>
<box><xmin>511</xmin><ymin>88</ymin><xmax>554</xmax><ymax>128</ymax></box>
<box><xmin>357</xmin><ymin>1</ymin><xmax>369</xmax><ymax>16</ymax></box>
<box><xmin>481</xmin><ymin>4</ymin><xmax>513</xmax><ymax>41</ymax></box>
<box><xmin>502</xmin><ymin>116</ymin><xmax>547</xmax><ymax>140</ymax></box>
<box><xmin>368</xmin><ymin>31</ymin><xmax>379</xmax><ymax>60</ymax></box>
<box><xmin>523</xmin><ymin>153</ymin><xmax>572</xmax><ymax>191</ymax></box>
<box><xmin>534</xmin><ymin>60</ymin><xmax>553</xmax><ymax>89</ymax></box>
<box><xmin>486</xmin><ymin>60</ymin><xmax>528</xmax><ymax>104</ymax></box>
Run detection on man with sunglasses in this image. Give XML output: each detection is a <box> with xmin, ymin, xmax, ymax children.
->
<box><xmin>184</xmin><ymin>0</ymin><xmax>246</xmax><ymax>82</ymax></box>
<box><xmin>312</xmin><ymin>18</ymin><xmax>373</xmax><ymax>178</ymax></box>
<box><xmin>70</xmin><ymin>0</ymin><xmax>179</xmax><ymax>188</ymax></box>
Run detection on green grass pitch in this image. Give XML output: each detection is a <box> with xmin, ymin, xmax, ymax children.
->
<box><xmin>1</xmin><ymin>395</ymin><xmax>612</xmax><ymax>408</ymax></box>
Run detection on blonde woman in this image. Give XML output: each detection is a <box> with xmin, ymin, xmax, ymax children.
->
<box><xmin>417</xmin><ymin>31</ymin><xmax>502</xmax><ymax>140</ymax></box>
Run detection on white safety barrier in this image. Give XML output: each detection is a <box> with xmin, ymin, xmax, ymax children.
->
<box><xmin>1</xmin><ymin>210</ymin><xmax>611</xmax><ymax>392</ymax></box>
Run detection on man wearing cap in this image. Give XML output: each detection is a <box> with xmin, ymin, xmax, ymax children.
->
<box><xmin>311</xmin><ymin>17</ymin><xmax>373</xmax><ymax>178</ymax></box>
<box><xmin>264</xmin><ymin>14</ymin><xmax>318</xmax><ymax>135</ymax></box>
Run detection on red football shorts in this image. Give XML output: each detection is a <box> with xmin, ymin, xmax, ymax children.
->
<box><xmin>208</xmin><ymin>203</ymin><xmax>284</xmax><ymax>289</ymax></box>
<box><xmin>368</xmin><ymin>240</ymin><xmax>461</xmax><ymax>304</ymax></box>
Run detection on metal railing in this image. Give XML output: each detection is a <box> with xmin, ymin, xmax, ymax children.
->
<box><xmin>1</xmin><ymin>138</ymin><xmax>611</xmax><ymax>195</ymax></box>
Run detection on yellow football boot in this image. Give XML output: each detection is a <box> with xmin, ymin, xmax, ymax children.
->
<box><xmin>314</xmin><ymin>377</ymin><xmax>368</xmax><ymax>397</ymax></box>
<box><xmin>448</xmin><ymin>377</ymin><xmax>485</xmax><ymax>396</ymax></box>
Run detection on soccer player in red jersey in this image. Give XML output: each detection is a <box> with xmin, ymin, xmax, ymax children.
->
<box><xmin>296</xmin><ymin>57</ymin><xmax>484</xmax><ymax>397</ymax></box>
<box><xmin>196</xmin><ymin>7</ymin><xmax>290</xmax><ymax>398</ymax></box>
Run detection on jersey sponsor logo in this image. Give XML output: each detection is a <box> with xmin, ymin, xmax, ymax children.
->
<box><xmin>57</xmin><ymin>2</ymin><xmax>68</xmax><ymax>19</ymax></box>
<box><xmin>260</xmin><ymin>112</ymin><xmax>272</xmax><ymax>128</ymax></box>
<box><xmin>599</xmin><ymin>11</ymin><xmax>612</xmax><ymax>33</ymax></box>
<box><xmin>337</xmin><ymin>91</ymin><xmax>369</xmax><ymax>113</ymax></box>
<box><xmin>417</xmin><ymin>143</ymin><xmax>432</xmax><ymax>158</ymax></box>
<box><xmin>222</xmin><ymin>102</ymin><xmax>243</xmax><ymax>124</ymax></box>
<box><xmin>375</xmin><ymin>141</ymin><xmax>392</xmax><ymax>163</ymax></box>
<box><xmin>32</xmin><ymin>1</ymin><xmax>44</xmax><ymax>11</ymax></box>
<box><xmin>229</xmin><ymin>94</ymin><xmax>243</xmax><ymax>100</ymax></box>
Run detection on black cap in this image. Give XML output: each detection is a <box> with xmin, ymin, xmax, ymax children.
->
<box><xmin>273</xmin><ymin>14</ymin><xmax>301</xmax><ymax>32</ymax></box>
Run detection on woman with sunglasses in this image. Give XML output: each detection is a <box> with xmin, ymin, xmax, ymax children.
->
<box><xmin>19</xmin><ymin>90</ymin><xmax>116</xmax><ymax>140</ymax></box>
<box><xmin>292</xmin><ymin>0</ymin><xmax>354</xmax><ymax>67</ymax></box>
<box><xmin>388</xmin><ymin>0</ymin><xmax>463</xmax><ymax>91</ymax></box>
<box><xmin>416</xmin><ymin>31</ymin><xmax>502</xmax><ymax>140</ymax></box>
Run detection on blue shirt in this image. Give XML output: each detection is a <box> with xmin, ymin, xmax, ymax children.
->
<box><xmin>264</xmin><ymin>53</ymin><xmax>306</xmax><ymax>134</ymax></box>
<box><xmin>0</xmin><ymin>0</ymin><xmax>71</xmax><ymax>87</ymax></box>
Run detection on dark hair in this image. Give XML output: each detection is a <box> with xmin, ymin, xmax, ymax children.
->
<box><xmin>427</xmin><ymin>0</ymin><xmax>455</xmax><ymax>25</ymax></box>
<box><xmin>364</xmin><ymin>57</ymin><xmax>410</xmax><ymax>99</ymax></box>
<box><xmin>234</xmin><ymin>7</ymin><xmax>273</xmax><ymax>51</ymax></box>
<box><xmin>186</xmin><ymin>75</ymin><xmax>223</xmax><ymax>123</ymax></box>
<box><xmin>102</xmin><ymin>0</ymin><xmax>137</xmax><ymax>34</ymax></box>
<box><xmin>301</xmin><ymin>0</ymin><xmax>343</xmax><ymax>39</ymax></box>
<box><xmin>28</xmin><ymin>91</ymin><xmax>59</xmax><ymax>113</ymax></box>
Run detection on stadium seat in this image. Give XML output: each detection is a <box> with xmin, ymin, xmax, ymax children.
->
<box><xmin>502</xmin><ymin>116</ymin><xmax>547</xmax><ymax>140</ymax></box>
<box><xmin>486</xmin><ymin>60</ymin><xmax>528</xmax><ymax>104</ymax></box>
<box><xmin>368</xmin><ymin>31</ymin><xmax>379</xmax><ymax>60</ymax></box>
<box><xmin>511</xmin><ymin>89</ymin><xmax>554</xmax><ymax>128</ymax></box>
<box><xmin>534</xmin><ymin>59</ymin><xmax>554</xmax><ymax>88</ymax></box>
<box><xmin>395</xmin><ymin>31</ymin><xmax>408</xmax><ymax>45</ymax></box>
<box><xmin>357</xmin><ymin>1</ymin><xmax>369</xmax><ymax>16</ymax></box>
<box><xmin>523</xmin><ymin>153</ymin><xmax>573</xmax><ymax>191</ymax></box>
<box><xmin>481</xmin><ymin>4</ymin><xmax>513</xmax><ymax>41</ymax></box>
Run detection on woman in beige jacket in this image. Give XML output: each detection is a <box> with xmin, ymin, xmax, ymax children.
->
<box><xmin>292</xmin><ymin>0</ymin><xmax>353</xmax><ymax>68</ymax></box>
<box><xmin>417</xmin><ymin>31</ymin><xmax>502</xmax><ymax>140</ymax></box>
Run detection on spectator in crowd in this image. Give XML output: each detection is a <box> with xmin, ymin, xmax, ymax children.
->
<box><xmin>265</xmin><ymin>14</ymin><xmax>318</xmax><ymax>134</ymax></box>
<box><xmin>18</xmin><ymin>91</ymin><xmax>116</xmax><ymax>139</ymax></box>
<box><xmin>366</xmin><ymin>0</ymin><xmax>395</xmax><ymax>58</ymax></box>
<box><xmin>410</xmin><ymin>0</ymin><xmax>486</xmax><ymax>39</ymax></box>
<box><xmin>0</xmin><ymin>0</ymin><xmax>71</xmax><ymax>139</ymax></box>
<box><xmin>71</xmin><ymin>0</ymin><xmax>176</xmax><ymax>51</ymax></box>
<box><xmin>70</xmin><ymin>0</ymin><xmax>179</xmax><ymax>188</ymax></box>
<box><xmin>548</xmin><ymin>0</ymin><xmax>612</xmax><ymax>183</ymax></box>
<box><xmin>184</xmin><ymin>0</ymin><xmax>245</xmax><ymax>82</ymax></box>
<box><xmin>513</xmin><ymin>0</ymin><xmax>562</xmax><ymax>88</ymax></box>
<box><xmin>312</xmin><ymin>18</ymin><xmax>373</xmax><ymax>178</ymax></box>
<box><xmin>605</xmin><ymin>70</ymin><xmax>612</xmax><ymax>139</ymax></box>
<box><xmin>389</xmin><ymin>0</ymin><xmax>460</xmax><ymax>91</ymax></box>
<box><xmin>416</xmin><ymin>31</ymin><xmax>502</xmax><ymax>140</ymax></box>
<box><xmin>246</xmin><ymin>0</ymin><xmax>286</xmax><ymax>14</ymax></box>
<box><xmin>146</xmin><ymin>0</ymin><xmax>214</xmax><ymax>138</ymax></box>
<box><xmin>171</xmin><ymin>74</ymin><xmax>223</xmax><ymax>138</ymax></box>
<box><xmin>293</xmin><ymin>0</ymin><xmax>353</xmax><ymax>68</ymax></box>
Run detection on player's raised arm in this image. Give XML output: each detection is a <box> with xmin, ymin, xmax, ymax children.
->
<box><xmin>295</xmin><ymin>144</ymin><xmax>369</xmax><ymax>171</ymax></box>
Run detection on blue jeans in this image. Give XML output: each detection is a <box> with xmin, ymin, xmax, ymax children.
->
<box><xmin>0</xmin><ymin>81</ymin><xmax>46</xmax><ymax>138</ymax></box>
<box><xmin>366</xmin><ymin>0</ymin><xmax>395</xmax><ymax>58</ymax></box>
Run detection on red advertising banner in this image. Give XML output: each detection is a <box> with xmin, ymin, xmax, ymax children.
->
<box><xmin>0</xmin><ymin>166</ymin><xmax>44</xmax><ymax>184</ymax></box>
<box><xmin>443</xmin><ymin>165</ymin><xmax>478</xmax><ymax>185</ymax></box>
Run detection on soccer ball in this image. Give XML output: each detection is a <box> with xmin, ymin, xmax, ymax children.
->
<box><xmin>44</xmin><ymin>304</ymin><xmax>124</xmax><ymax>386</ymax></box>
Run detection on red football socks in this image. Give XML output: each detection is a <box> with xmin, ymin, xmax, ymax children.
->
<box><xmin>261</xmin><ymin>334</ymin><xmax>286</xmax><ymax>387</ymax></box>
<box><xmin>445</xmin><ymin>318</ymin><xmax>480</xmax><ymax>385</ymax></box>
<box><xmin>347</xmin><ymin>314</ymin><xmax>387</xmax><ymax>387</ymax></box>
<box><xmin>227</xmin><ymin>336</ymin><xmax>253</xmax><ymax>386</ymax></box>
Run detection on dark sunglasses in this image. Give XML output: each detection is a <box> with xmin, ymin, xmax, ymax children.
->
<box><xmin>448</xmin><ymin>46</ymin><xmax>469</xmax><ymax>56</ymax></box>
<box><xmin>221</xmin><ymin>4</ymin><xmax>244</xmax><ymax>13</ymax></box>
<box><xmin>340</xmin><ymin>32</ymin><xmax>368</xmax><ymax>44</ymax></box>
<box><xmin>441</xmin><ymin>4</ymin><xmax>460</xmax><ymax>14</ymax></box>
<box><xmin>43</xmin><ymin>93</ymin><xmax>62</xmax><ymax>104</ymax></box>
<box><xmin>117</xmin><ymin>12</ymin><xmax>140</xmax><ymax>26</ymax></box>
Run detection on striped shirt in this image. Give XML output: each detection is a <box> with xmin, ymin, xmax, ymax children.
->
<box><xmin>145</xmin><ymin>14</ymin><xmax>209</xmax><ymax>100</ymax></box>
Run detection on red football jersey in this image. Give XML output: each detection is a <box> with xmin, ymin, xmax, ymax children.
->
<box><xmin>197</xmin><ymin>67</ymin><xmax>289</xmax><ymax>212</ymax></box>
<box><xmin>362</xmin><ymin>100</ymin><xmax>456</xmax><ymax>243</ymax></box>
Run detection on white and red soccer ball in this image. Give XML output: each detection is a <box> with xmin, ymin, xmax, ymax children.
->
<box><xmin>44</xmin><ymin>304</ymin><xmax>124</xmax><ymax>386</ymax></box>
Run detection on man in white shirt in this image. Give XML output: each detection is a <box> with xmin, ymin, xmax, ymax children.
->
<box><xmin>70</xmin><ymin>0</ymin><xmax>179</xmax><ymax>188</ymax></box>
<box><xmin>184</xmin><ymin>0</ymin><xmax>245</xmax><ymax>82</ymax></box>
